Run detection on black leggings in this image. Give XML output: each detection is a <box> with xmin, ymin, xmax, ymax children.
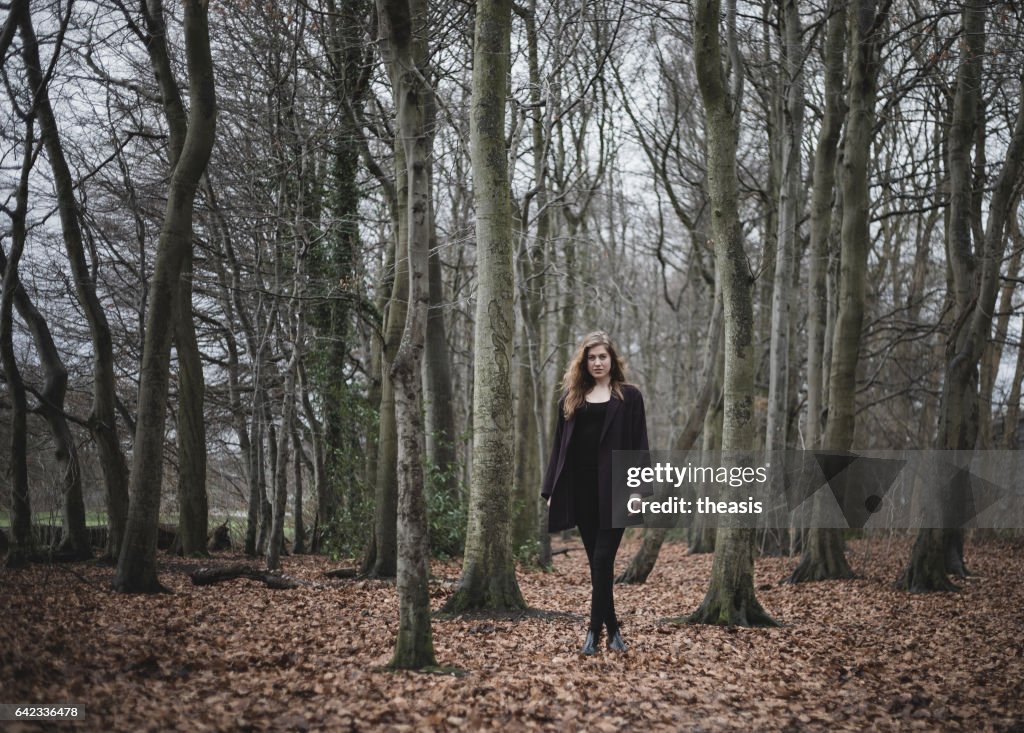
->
<box><xmin>577</xmin><ymin>514</ymin><xmax>625</xmax><ymax>636</ymax></box>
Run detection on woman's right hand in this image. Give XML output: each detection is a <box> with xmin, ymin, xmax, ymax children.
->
<box><xmin>546</xmin><ymin>495</ymin><xmax>551</xmax><ymax>508</ymax></box>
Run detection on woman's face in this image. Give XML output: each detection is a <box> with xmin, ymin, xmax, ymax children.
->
<box><xmin>586</xmin><ymin>345</ymin><xmax>611</xmax><ymax>381</ymax></box>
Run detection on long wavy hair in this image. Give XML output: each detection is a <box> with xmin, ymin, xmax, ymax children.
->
<box><xmin>561</xmin><ymin>331</ymin><xmax>628</xmax><ymax>420</ymax></box>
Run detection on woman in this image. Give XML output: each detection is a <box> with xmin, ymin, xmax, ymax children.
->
<box><xmin>541</xmin><ymin>331</ymin><xmax>650</xmax><ymax>655</ymax></box>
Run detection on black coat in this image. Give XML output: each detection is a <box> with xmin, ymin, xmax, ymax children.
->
<box><xmin>541</xmin><ymin>383</ymin><xmax>651</xmax><ymax>532</ymax></box>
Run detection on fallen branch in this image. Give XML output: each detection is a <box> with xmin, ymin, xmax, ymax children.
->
<box><xmin>190</xmin><ymin>564</ymin><xmax>299</xmax><ymax>589</ymax></box>
<box><xmin>323</xmin><ymin>567</ymin><xmax>359</xmax><ymax>579</ymax></box>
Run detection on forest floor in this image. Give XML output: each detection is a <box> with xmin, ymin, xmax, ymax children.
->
<box><xmin>1</xmin><ymin>536</ymin><xmax>1022</xmax><ymax>732</ymax></box>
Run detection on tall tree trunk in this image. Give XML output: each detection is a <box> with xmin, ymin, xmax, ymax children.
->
<box><xmin>425</xmin><ymin>189</ymin><xmax>458</xmax><ymax>494</ymax></box>
<box><xmin>686</xmin><ymin>0</ymin><xmax>775</xmax><ymax>627</ymax></box>
<box><xmin>443</xmin><ymin>0</ymin><xmax>526</xmax><ymax>613</ymax></box>
<box><xmin>115</xmin><ymin>0</ymin><xmax>216</xmax><ymax>593</ymax></box>
<box><xmin>1000</xmin><ymin>216</ymin><xmax>1024</xmax><ymax>449</ymax></box>
<box><xmin>1003</xmin><ymin>321</ymin><xmax>1024</xmax><ymax>449</ymax></box>
<box><xmin>691</xmin><ymin>330</ymin><xmax>725</xmax><ymax>555</ymax></box>
<box><xmin>766</xmin><ymin>0</ymin><xmax>803</xmax><ymax>455</ymax></box>
<box><xmin>313</xmin><ymin>0</ymin><xmax>371</xmax><ymax>547</ymax></box>
<box><xmin>363</xmin><ymin>140</ymin><xmax>407</xmax><ymax>578</ymax></box>
<box><xmin>0</xmin><ymin>245</ymin><xmax>91</xmax><ymax>560</ymax></box>
<box><xmin>520</xmin><ymin>0</ymin><xmax>552</xmax><ymax>568</ymax></box>
<box><xmin>977</xmin><ymin>244</ymin><xmax>1022</xmax><ymax>448</ymax></box>
<box><xmin>790</xmin><ymin>0</ymin><xmax>887</xmax><ymax>584</ymax></box>
<box><xmin>258</xmin><ymin>415</ymin><xmax>277</xmax><ymax>556</ymax></box>
<box><xmin>761</xmin><ymin>0</ymin><xmax>804</xmax><ymax>562</ymax></box>
<box><xmin>10</xmin><ymin>8</ymin><xmax>90</xmax><ymax>561</ymax></box>
<box><xmin>805</xmin><ymin>0</ymin><xmax>846</xmax><ymax>451</ymax></box>
<box><xmin>268</xmin><ymin>345</ymin><xmax>298</xmax><ymax>571</ymax></box>
<box><xmin>245</xmin><ymin>386</ymin><xmax>265</xmax><ymax>555</ymax></box>
<box><xmin>175</xmin><ymin>244</ymin><xmax>209</xmax><ymax>557</ymax></box>
<box><xmin>900</xmin><ymin>2</ymin><xmax>1024</xmax><ymax>591</ymax></box>
<box><xmin>375</xmin><ymin>0</ymin><xmax>438</xmax><ymax>668</ymax></box>
<box><xmin>297</xmin><ymin>359</ymin><xmax>327</xmax><ymax>553</ymax></box>
<box><xmin>17</xmin><ymin>0</ymin><xmax>129</xmax><ymax>561</ymax></box>
<box><xmin>898</xmin><ymin>0</ymin><xmax>982</xmax><ymax>592</ymax></box>
<box><xmin>512</xmin><ymin>325</ymin><xmax>540</xmax><ymax>553</ymax></box>
<box><xmin>0</xmin><ymin>103</ymin><xmax>33</xmax><ymax>568</ymax></box>
<box><xmin>292</xmin><ymin>422</ymin><xmax>307</xmax><ymax>555</ymax></box>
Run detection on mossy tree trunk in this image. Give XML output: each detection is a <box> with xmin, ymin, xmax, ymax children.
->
<box><xmin>977</xmin><ymin>246</ymin><xmax>1022</xmax><ymax>448</ymax></box>
<box><xmin>443</xmin><ymin>0</ymin><xmax>526</xmax><ymax>614</ymax></box>
<box><xmin>313</xmin><ymin>0</ymin><xmax>372</xmax><ymax>550</ymax></box>
<box><xmin>762</xmin><ymin>0</ymin><xmax>803</xmax><ymax>562</ymax></box>
<box><xmin>686</xmin><ymin>0</ymin><xmax>775</xmax><ymax>628</ymax></box>
<box><xmin>689</xmin><ymin>521</ymin><xmax>717</xmax><ymax>555</ymax></box>
<box><xmin>789</xmin><ymin>527</ymin><xmax>853</xmax><ymax>583</ymax></box>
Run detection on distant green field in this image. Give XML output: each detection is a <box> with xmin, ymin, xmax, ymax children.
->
<box><xmin>0</xmin><ymin>511</ymin><xmax>109</xmax><ymax>529</ymax></box>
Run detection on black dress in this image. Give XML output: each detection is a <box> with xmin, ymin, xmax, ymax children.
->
<box><xmin>569</xmin><ymin>400</ymin><xmax>607</xmax><ymax>528</ymax></box>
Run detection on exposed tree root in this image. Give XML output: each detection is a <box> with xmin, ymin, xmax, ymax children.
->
<box><xmin>786</xmin><ymin>528</ymin><xmax>855</xmax><ymax>583</ymax></box>
<box><xmin>896</xmin><ymin>529</ymin><xmax>961</xmax><ymax>593</ymax></box>
<box><xmin>895</xmin><ymin>562</ymin><xmax>960</xmax><ymax>593</ymax></box>
<box><xmin>441</xmin><ymin>583</ymin><xmax>526</xmax><ymax>614</ymax></box>
<box><xmin>787</xmin><ymin>553</ymin><xmax>857</xmax><ymax>583</ymax></box>
<box><xmin>683</xmin><ymin>591</ymin><xmax>780</xmax><ymax>627</ymax></box>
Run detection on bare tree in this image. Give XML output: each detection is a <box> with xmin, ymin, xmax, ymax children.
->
<box><xmin>899</xmin><ymin>2</ymin><xmax>1024</xmax><ymax>592</ymax></box>
<box><xmin>115</xmin><ymin>0</ymin><xmax>217</xmax><ymax>593</ymax></box>
<box><xmin>13</xmin><ymin>0</ymin><xmax>130</xmax><ymax>561</ymax></box>
<box><xmin>375</xmin><ymin>0</ymin><xmax>438</xmax><ymax>666</ymax></box>
<box><xmin>804</xmin><ymin>0</ymin><xmax>846</xmax><ymax>451</ymax></box>
<box><xmin>686</xmin><ymin>0</ymin><xmax>775</xmax><ymax>627</ymax></box>
<box><xmin>766</xmin><ymin>0</ymin><xmax>803</xmax><ymax>456</ymax></box>
<box><xmin>790</xmin><ymin>0</ymin><xmax>889</xmax><ymax>583</ymax></box>
<box><xmin>443</xmin><ymin>0</ymin><xmax>525</xmax><ymax>613</ymax></box>
<box><xmin>5</xmin><ymin>2</ymin><xmax>91</xmax><ymax>561</ymax></box>
<box><xmin>0</xmin><ymin>41</ymin><xmax>34</xmax><ymax>566</ymax></box>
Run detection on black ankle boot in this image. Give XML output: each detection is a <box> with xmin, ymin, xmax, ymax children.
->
<box><xmin>581</xmin><ymin>629</ymin><xmax>599</xmax><ymax>656</ymax></box>
<box><xmin>607</xmin><ymin>627</ymin><xmax>627</xmax><ymax>652</ymax></box>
